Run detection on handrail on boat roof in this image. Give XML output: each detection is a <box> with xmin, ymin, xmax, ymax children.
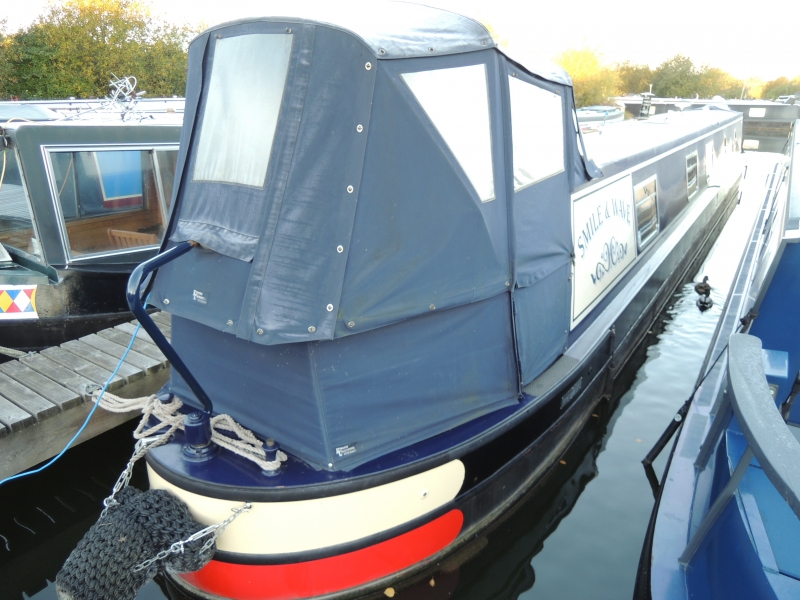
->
<box><xmin>727</xmin><ymin>333</ymin><xmax>800</xmax><ymax>520</ymax></box>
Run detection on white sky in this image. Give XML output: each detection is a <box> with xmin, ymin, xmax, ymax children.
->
<box><xmin>2</xmin><ymin>0</ymin><xmax>798</xmax><ymax>81</ymax></box>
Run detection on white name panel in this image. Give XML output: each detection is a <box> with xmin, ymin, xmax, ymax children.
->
<box><xmin>572</xmin><ymin>175</ymin><xmax>636</xmax><ymax>324</ymax></box>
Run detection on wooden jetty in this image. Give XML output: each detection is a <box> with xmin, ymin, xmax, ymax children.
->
<box><xmin>0</xmin><ymin>311</ymin><xmax>172</xmax><ymax>479</ymax></box>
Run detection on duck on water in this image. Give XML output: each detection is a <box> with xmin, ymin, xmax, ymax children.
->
<box><xmin>57</xmin><ymin>4</ymin><xmax>745</xmax><ymax>598</ymax></box>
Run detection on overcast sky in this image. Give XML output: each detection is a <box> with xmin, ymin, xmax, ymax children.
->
<box><xmin>2</xmin><ymin>0</ymin><xmax>798</xmax><ymax>81</ymax></box>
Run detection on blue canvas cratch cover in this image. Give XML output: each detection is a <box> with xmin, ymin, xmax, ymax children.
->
<box><xmin>149</xmin><ymin>2</ymin><xmax>597</xmax><ymax>470</ymax></box>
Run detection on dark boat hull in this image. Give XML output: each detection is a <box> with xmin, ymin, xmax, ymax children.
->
<box><xmin>0</xmin><ymin>267</ymin><xmax>135</xmax><ymax>356</ymax></box>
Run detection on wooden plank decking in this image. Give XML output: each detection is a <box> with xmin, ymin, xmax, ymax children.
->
<box><xmin>0</xmin><ymin>313</ymin><xmax>172</xmax><ymax>479</ymax></box>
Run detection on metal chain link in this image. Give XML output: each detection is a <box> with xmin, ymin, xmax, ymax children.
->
<box><xmin>132</xmin><ymin>502</ymin><xmax>252</xmax><ymax>572</ymax></box>
<box><xmin>100</xmin><ymin>437</ymin><xmax>161</xmax><ymax>519</ymax></box>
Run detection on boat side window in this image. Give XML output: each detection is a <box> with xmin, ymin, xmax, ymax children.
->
<box><xmin>0</xmin><ymin>148</ymin><xmax>42</xmax><ymax>257</ymax></box>
<box><xmin>193</xmin><ymin>33</ymin><xmax>293</xmax><ymax>188</ymax></box>
<box><xmin>686</xmin><ymin>151</ymin><xmax>698</xmax><ymax>200</ymax></box>
<box><xmin>508</xmin><ymin>75</ymin><xmax>565</xmax><ymax>191</ymax></box>
<box><xmin>49</xmin><ymin>149</ymin><xmax>169</xmax><ymax>257</ymax></box>
<box><xmin>401</xmin><ymin>64</ymin><xmax>495</xmax><ymax>202</ymax></box>
<box><xmin>634</xmin><ymin>175</ymin><xmax>659</xmax><ymax>250</ymax></box>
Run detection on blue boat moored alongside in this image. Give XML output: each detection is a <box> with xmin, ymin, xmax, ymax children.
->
<box><xmin>638</xmin><ymin>122</ymin><xmax>800</xmax><ymax>599</ymax></box>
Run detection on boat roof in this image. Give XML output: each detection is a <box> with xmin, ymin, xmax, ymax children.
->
<box><xmin>2</xmin><ymin>114</ymin><xmax>183</xmax><ymax>131</ymax></box>
<box><xmin>0</xmin><ymin>103</ymin><xmax>61</xmax><ymax>122</ymax></box>
<box><xmin>203</xmin><ymin>1</ymin><xmax>572</xmax><ymax>86</ymax></box>
<box><xmin>582</xmin><ymin>109</ymin><xmax>741</xmax><ymax>177</ymax></box>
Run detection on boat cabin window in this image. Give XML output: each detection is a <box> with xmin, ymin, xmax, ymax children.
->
<box><xmin>686</xmin><ymin>151</ymin><xmax>698</xmax><ymax>199</ymax></box>
<box><xmin>634</xmin><ymin>175</ymin><xmax>659</xmax><ymax>250</ymax></box>
<box><xmin>0</xmin><ymin>148</ymin><xmax>42</xmax><ymax>257</ymax></box>
<box><xmin>401</xmin><ymin>64</ymin><xmax>495</xmax><ymax>202</ymax></box>
<box><xmin>48</xmin><ymin>148</ymin><xmax>175</xmax><ymax>258</ymax></box>
<box><xmin>193</xmin><ymin>33</ymin><xmax>293</xmax><ymax>188</ymax></box>
<box><xmin>508</xmin><ymin>75</ymin><xmax>564</xmax><ymax>190</ymax></box>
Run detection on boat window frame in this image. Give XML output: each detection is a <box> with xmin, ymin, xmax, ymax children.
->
<box><xmin>507</xmin><ymin>72</ymin><xmax>566</xmax><ymax>192</ymax></box>
<box><xmin>0</xmin><ymin>145</ymin><xmax>44</xmax><ymax>261</ymax></box>
<box><xmin>633</xmin><ymin>174</ymin><xmax>659</xmax><ymax>251</ymax></box>
<box><xmin>686</xmin><ymin>150</ymin><xmax>699</xmax><ymax>200</ymax></box>
<box><xmin>42</xmin><ymin>143</ymin><xmax>179</xmax><ymax>263</ymax></box>
<box><xmin>191</xmin><ymin>32</ymin><xmax>294</xmax><ymax>188</ymax></box>
<box><xmin>399</xmin><ymin>60</ymin><xmax>497</xmax><ymax>203</ymax></box>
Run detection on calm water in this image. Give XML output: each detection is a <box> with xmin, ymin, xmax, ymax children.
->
<box><xmin>1</xmin><ymin>155</ymin><xmax>770</xmax><ymax>600</ymax></box>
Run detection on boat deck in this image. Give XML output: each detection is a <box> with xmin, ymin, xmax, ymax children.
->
<box><xmin>0</xmin><ymin>311</ymin><xmax>172</xmax><ymax>479</ymax></box>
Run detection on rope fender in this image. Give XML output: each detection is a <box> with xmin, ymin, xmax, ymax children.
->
<box><xmin>55</xmin><ymin>392</ymin><xmax>281</xmax><ymax>599</ymax></box>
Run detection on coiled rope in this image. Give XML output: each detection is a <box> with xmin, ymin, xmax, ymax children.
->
<box><xmin>94</xmin><ymin>390</ymin><xmax>287</xmax><ymax>472</ymax></box>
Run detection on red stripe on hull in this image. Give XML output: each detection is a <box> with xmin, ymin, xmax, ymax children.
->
<box><xmin>178</xmin><ymin>509</ymin><xmax>464</xmax><ymax>600</ymax></box>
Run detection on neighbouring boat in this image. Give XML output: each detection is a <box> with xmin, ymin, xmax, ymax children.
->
<box><xmin>0</xmin><ymin>106</ymin><xmax>181</xmax><ymax>354</ymax></box>
<box><xmin>617</xmin><ymin>95</ymin><xmax>799</xmax><ymax>153</ymax></box>
<box><xmin>636</xmin><ymin>124</ymin><xmax>800</xmax><ymax>598</ymax></box>
<box><xmin>106</xmin><ymin>4</ymin><xmax>746</xmax><ymax>598</ymax></box>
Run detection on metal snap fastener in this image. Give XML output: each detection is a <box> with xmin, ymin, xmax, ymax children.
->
<box><xmin>337</xmin><ymin>245</ymin><xmax>344</xmax><ymax>253</ymax></box>
<box><xmin>347</xmin><ymin>321</ymin><xmax>355</xmax><ymax>328</ymax></box>
<box><xmin>227</xmin><ymin>320</ymin><xmax>234</xmax><ymax>326</ymax></box>
<box><xmin>164</xmin><ymin>299</ymin><xmax>170</xmax><ymax>305</ymax></box>
<box><xmin>256</xmin><ymin>328</ymin><xmax>264</xmax><ymax>335</ymax></box>
<box><xmin>429</xmin><ymin>304</ymin><xmax>435</xmax><ymax>310</ymax></box>
<box><xmin>327</xmin><ymin>304</ymin><xmax>334</xmax><ymax>312</ymax></box>
<box><xmin>308</xmin><ymin>326</ymin><xmax>316</xmax><ymax>333</ymax></box>
<box><xmin>347</xmin><ymin>185</ymin><xmax>354</xmax><ymax>193</ymax></box>
<box><xmin>365</xmin><ymin>62</ymin><xmax>372</xmax><ymax>70</ymax></box>
<box><xmin>357</xmin><ymin>124</ymin><xmax>363</xmax><ymax>132</ymax></box>
<box><xmin>286</xmin><ymin>27</ymin><xmax>292</xmax><ymax>33</ymax></box>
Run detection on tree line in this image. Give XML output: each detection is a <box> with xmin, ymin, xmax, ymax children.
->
<box><xmin>1</xmin><ymin>3</ymin><xmax>798</xmax><ymax>106</ymax></box>
<box><xmin>0</xmin><ymin>0</ymin><xmax>197</xmax><ymax>100</ymax></box>
<box><xmin>556</xmin><ymin>49</ymin><xmax>800</xmax><ymax>107</ymax></box>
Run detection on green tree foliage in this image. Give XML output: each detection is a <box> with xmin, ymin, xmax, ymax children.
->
<box><xmin>761</xmin><ymin>76</ymin><xmax>800</xmax><ymax>99</ymax></box>
<box><xmin>0</xmin><ymin>0</ymin><xmax>197</xmax><ymax>100</ymax></box>
<box><xmin>555</xmin><ymin>48</ymin><xmax>620</xmax><ymax>107</ymax></box>
<box><xmin>649</xmin><ymin>55</ymin><xmax>746</xmax><ymax>99</ymax></box>
<box><xmin>697</xmin><ymin>67</ymin><xmax>744</xmax><ymax>99</ymax></box>
<box><xmin>615</xmin><ymin>61</ymin><xmax>652</xmax><ymax>95</ymax></box>
<box><xmin>651</xmin><ymin>55</ymin><xmax>701</xmax><ymax>98</ymax></box>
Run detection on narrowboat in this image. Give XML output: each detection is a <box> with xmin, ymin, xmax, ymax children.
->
<box><xmin>0</xmin><ymin>111</ymin><xmax>181</xmax><ymax>354</ymax></box>
<box><xmin>88</xmin><ymin>4</ymin><xmax>746</xmax><ymax>598</ymax></box>
<box><xmin>635</xmin><ymin>126</ymin><xmax>800</xmax><ymax>598</ymax></box>
<box><xmin>617</xmin><ymin>95</ymin><xmax>799</xmax><ymax>153</ymax></box>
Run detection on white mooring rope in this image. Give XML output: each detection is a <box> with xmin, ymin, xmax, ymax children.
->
<box><xmin>93</xmin><ymin>391</ymin><xmax>287</xmax><ymax>472</ymax></box>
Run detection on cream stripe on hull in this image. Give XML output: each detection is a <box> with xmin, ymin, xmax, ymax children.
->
<box><xmin>148</xmin><ymin>459</ymin><xmax>465</xmax><ymax>555</ymax></box>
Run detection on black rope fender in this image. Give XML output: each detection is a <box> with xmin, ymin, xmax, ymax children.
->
<box><xmin>56</xmin><ymin>487</ymin><xmax>218</xmax><ymax>600</ymax></box>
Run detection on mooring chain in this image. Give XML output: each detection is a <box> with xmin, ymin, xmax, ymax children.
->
<box><xmin>132</xmin><ymin>502</ymin><xmax>252</xmax><ymax>572</ymax></box>
<box><xmin>100</xmin><ymin>436</ymin><xmax>163</xmax><ymax>519</ymax></box>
